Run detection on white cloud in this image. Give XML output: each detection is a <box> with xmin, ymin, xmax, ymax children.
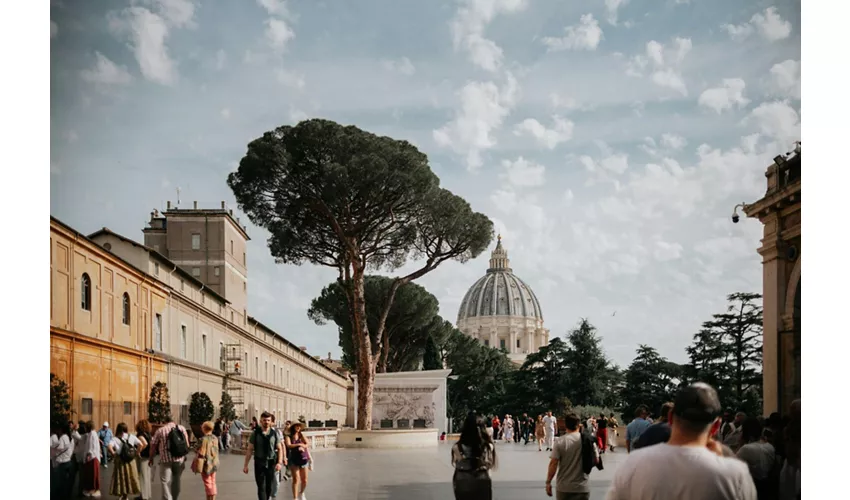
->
<box><xmin>109</xmin><ymin>7</ymin><xmax>177</xmax><ymax>85</ymax></box>
<box><xmin>747</xmin><ymin>100</ymin><xmax>800</xmax><ymax>146</ymax></box>
<box><xmin>500</xmin><ymin>157</ymin><xmax>546</xmax><ymax>187</ymax></box>
<box><xmin>220</xmin><ymin>108</ymin><xmax>231</xmax><ymax>119</ymax></box>
<box><xmin>604</xmin><ymin>0</ymin><xmax>630</xmax><ymax>25</ymax></box>
<box><xmin>275</xmin><ymin>69</ymin><xmax>305</xmax><ymax>89</ymax></box>
<box><xmin>257</xmin><ymin>0</ymin><xmax>290</xmax><ymax>17</ymax></box>
<box><xmin>215</xmin><ymin>49</ymin><xmax>227</xmax><ymax>70</ymax></box>
<box><xmin>627</xmin><ymin>38</ymin><xmax>691</xmax><ymax>95</ymax></box>
<box><xmin>549</xmin><ymin>93</ymin><xmax>579</xmax><ymax>110</ymax></box>
<box><xmin>769</xmin><ymin>59</ymin><xmax>800</xmax><ymax>99</ymax></box>
<box><xmin>513</xmin><ymin>115</ymin><xmax>574</xmax><ymax>149</ymax></box>
<box><xmin>383</xmin><ymin>57</ymin><xmax>416</xmax><ymax>76</ymax></box>
<box><xmin>542</xmin><ymin>14</ymin><xmax>603</xmax><ymax>51</ymax></box>
<box><xmin>151</xmin><ymin>0</ymin><xmax>196</xmax><ymax>28</ymax></box>
<box><xmin>433</xmin><ymin>74</ymin><xmax>519</xmax><ymax>171</ymax></box>
<box><xmin>266</xmin><ymin>18</ymin><xmax>295</xmax><ymax>51</ymax></box>
<box><xmin>654</xmin><ymin>241</ymin><xmax>683</xmax><ymax>262</ymax></box>
<box><xmin>722</xmin><ymin>7</ymin><xmax>792</xmax><ymax>42</ymax></box>
<box><xmin>450</xmin><ymin>0</ymin><xmax>528</xmax><ymax>72</ymax></box>
<box><xmin>80</xmin><ymin>52</ymin><xmax>133</xmax><ymax>85</ymax></box>
<box><xmin>652</xmin><ymin>69</ymin><xmax>687</xmax><ymax>96</ymax></box>
<box><xmin>698</xmin><ymin>78</ymin><xmax>750</xmax><ymax>114</ymax></box>
<box><xmin>580</xmin><ymin>142</ymin><xmax>630</xmax><ymax>177</ymax></box>
<box><xmin>51</xmin><ymin>20</ymin><xmax>58</xmax><ymax>38</ymax></box>
<box><xmin>660</xmin><ymin>133</ymin><xmax>687</xmax><ymax>151</ymax></box>
<box><xmin>289</xmin><ymin>108</ymin><xmax>308</xmax><ymax>122</ymax></box>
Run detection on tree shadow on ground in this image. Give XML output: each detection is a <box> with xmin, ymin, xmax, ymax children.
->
<box><xmin>380</xmin><ymin>479</ymin><xmax>613</xmax><ymax>500</ymax></box>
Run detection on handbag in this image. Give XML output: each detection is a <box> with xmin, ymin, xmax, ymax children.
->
<box><xmin>191</xmin><ymin>437</ymin><xmax>207</xmax><ymax>474</ymax></box>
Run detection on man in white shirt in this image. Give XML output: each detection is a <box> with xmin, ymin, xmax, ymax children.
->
<box><xmin>605</xmin><ymin>383</ymin><xmax>757</xmax><ymax>500</ymax></box>
<box><xmin>542</xmin><ymin>411</ymin><xmax>557</xmax><ymax>452</ymax></box>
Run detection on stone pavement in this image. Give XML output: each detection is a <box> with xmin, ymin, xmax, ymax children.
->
<box><xmin>97</xmin><ymin>441</ymin><xmax>625</xmax><ymax>499</ymax></box>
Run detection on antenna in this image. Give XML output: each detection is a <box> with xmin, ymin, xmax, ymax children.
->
<box><xmin>176</xmin><ymin>187</ymin><xmax>182</xmax><ymax>207</ymax></box>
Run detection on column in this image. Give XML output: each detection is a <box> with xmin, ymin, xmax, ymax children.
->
<box><xmin>759</xmin><ymin>217</ymin><xmax>784</xmax><ymax>417</ymax></box>
<box><xmin>490</xmin><ymin>329</ymin><xmax>497</xmax><ymax>349</ymax></box>
<box><xmin>509</xmin><ymin>330</ymin><xmax>517</xmax><ymax>354</ymax></box>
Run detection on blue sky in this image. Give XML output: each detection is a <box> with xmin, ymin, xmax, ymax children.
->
<box><xmin>50</xmin><ymin>0</ymin><xmax>801</xmax><ymax>367</ymax></box>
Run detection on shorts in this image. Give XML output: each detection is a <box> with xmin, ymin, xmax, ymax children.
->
<box><xmin>202</xmin><ymin>472</ymin><xmax>217</xmax><ymax>496</ymax></box>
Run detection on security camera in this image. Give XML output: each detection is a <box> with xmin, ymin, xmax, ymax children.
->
<box><xmin>731</xmin><ymin>203</ymin><xmax>746</xmax><ymax>224</ymax></box>
<box><xmin>731</xmin><ymin>214</ymin><xmax>740</xmax><ymax>224</ymax></box>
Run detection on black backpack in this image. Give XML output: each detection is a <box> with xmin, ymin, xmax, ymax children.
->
<box><xmin>119</xmin><ymin>437</ymin><xmax>137</xmax><ymax>463</ymax></box>
<box><xmin>168</xmin><ymin>425</ymin><xmax>190</xmax><ymax>458</ymax></box>
<box><xmin>580</xmin><ymin>431</ymin><xmax>602</xmax><ymax>475</ymax></box>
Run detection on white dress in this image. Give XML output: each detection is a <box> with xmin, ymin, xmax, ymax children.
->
<box><xmin>542</xmin><ymin>416</ymin><xmax>556</xmax><ymax>449</ymax></box>
<box><xmin>504</xmin><ymin>419</ymin><xmax>513</xmax><ymax>441</ymax></box>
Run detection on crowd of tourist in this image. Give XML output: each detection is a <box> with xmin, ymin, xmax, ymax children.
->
<box><xmin>50</xmin><ymin>412</ymin><xmax>314</xmax><ymax>500</ymax></box>
<box><xmin>450</xmin><ymin>382</ymin><xmax>801</xmax><ymax>500</ymax></box>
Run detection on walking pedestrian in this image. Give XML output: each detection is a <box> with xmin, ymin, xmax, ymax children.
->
<box><xmin>736</xmin><ymin>418</ymin><xmax>779</xmax><ymax>500</ymax></box>
<box><xmin>491</xmin><ymin>416</ymin><xmax>500</xmax><ymax>443</ymax></box>
<box><xmin>596</xmin><ymin>414</ymin><xmax>609</xmax><ymax>454</ymax></box>
<box><xmin>544</xmin><ymin>413</ymin><xmax>588</xmax><ymax>500</ymax></box>
<box><xmin>535</xmin><ymin>415</ymin><xmax>546</xmax><ymax>451</ymax></box>
<box><xmin>71</xmin><ymin>420</ymin><xmax>87</xmax><ymax>498</ymax></box>
<box><xmin>285</xmin><ymin>422</ymin><xmax>310</xmax><ymax>500</ymax></box>
<box><xmin>605</xmin><ymin>383</ymin><xmax>757</xmax><ymax>500</ymax></box>
<box><xmin>243</xmin><ymin>411</ymin><xmax>286</xmax><ymax>500</ymax></box>
<box><xmin>543</xmin><ymin>411</ymin><xmax>557</xmax><ymax>452</ymax></box>
<box><xmin>503</xmin><ymin>415</ymin><xmax>514</xmax><ymax>442</ymax></box>
<box><xmin>97</xmin><ymin>423</ymin><xmax>112</xmax><ymax>469</ymax></box>
<box><xmin>451</xmin><ymin>413</ymin><xmax>497</xmax><ymax>500</ymax></box>
<box><xmin>107</xmin><ymin>422</ymin><xmax>142</xmax><ymax>500</ymax></box>
<box><xmin>81</xmin><ymin>420</ymin><xmax>102</xmax><ymax>497</ymax></box>
<box><xmin>607</xmin><ymin>413</ymin><xmax>619</xmax><ymax>452</ymax></box>
<box><xmin>625</xmin><ymin>406</ymin><xmax>651</xmax><ymax>453</ymax></box>
<box><xmin>135</xmin><ymin>419</ymin><xmax>153</xmax><ymax>500</ymax></box>
<box><xmin>148</xmin><ymin>416</ymin><xmax>191</xmax><ymax>500</ymax></box>
<box><xmin>213</xmin><ymin>419</ymin><xmax>223</xmax><ymax>452</ymax></box>
<box><xmin>51</xmin><ymin>423</ymin><xmax>74</xmax><ymax>500</ymax></box>
<box><xmin>633</xmin><ymin>403</ymin><xmax>673</xmax><ymax>451</ymax></box>
<box><xmin>192</xmin><ymin>421</ymin><xmax>220</xmax><ymax>500</ymax></box>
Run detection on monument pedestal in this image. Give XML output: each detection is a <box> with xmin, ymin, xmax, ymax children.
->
<box><xmin>338</xmin><ymin>428</ymin><xmax>438</xmax><ymax>448</ymax></box>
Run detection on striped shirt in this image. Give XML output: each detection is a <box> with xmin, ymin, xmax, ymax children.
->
<box><xmin>149</xmin><ymin>423</ymin><xmax>190</xmax><ymax>464</ymax></box>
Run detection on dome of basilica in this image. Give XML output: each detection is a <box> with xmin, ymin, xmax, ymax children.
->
<box><xmin>456</xmin><ymin>236</ymin><xmax>544</xmax><ymax>322</ymax></box>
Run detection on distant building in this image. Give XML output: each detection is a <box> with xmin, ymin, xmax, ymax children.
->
<box><xmin>744</xmin><ymin>144</ymin><xmax>801</xmax><ymax>416</ymax></box>
<box><xmin>456</xmin><ymin>236</ymin><xmax>550</xmax><ymax>364</ymax></box>
<box><xmin>50</xmin><ymin>200</ymin><xmax>352</xmax><ymax>428</ymax></box>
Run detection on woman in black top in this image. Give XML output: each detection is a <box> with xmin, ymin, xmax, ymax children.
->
<box><xmin>451</xmin><ymin>413</ymin><xmax>497</xmax><ymax>500</ymax></box>
<box><xmin>135</xmin><ymin>420</ymin><xmax>153</xmax><ymax>500</ymax></box>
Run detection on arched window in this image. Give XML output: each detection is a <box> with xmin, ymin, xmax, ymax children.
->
<box><xmin>122</xmin><ymin>293</ymin><xmax>131</xmax><ymax>325</ymax></box>
<box><xmin>81</xmin><ymin>273</ymin><xmax>92</xmax><ymax>311</ymax></box>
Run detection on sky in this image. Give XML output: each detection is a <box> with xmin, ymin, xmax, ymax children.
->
<box><xmin>50</xmin><ymin>0</ymin><xmax>801</xmax><ymax>368</ymax></box>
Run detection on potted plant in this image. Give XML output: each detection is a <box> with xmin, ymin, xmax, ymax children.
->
<box><xmin>189</xmin><ymin>392</ymin><xmax>215</xmax><ymax>438</ymax></box>
<box><xmin>148</xmin><ymin>381</ymin><xmax>172</xmax><ymax>433</ymax></box>
<box><xmin>219</xmin><ymin>391</ymin><xmax>237</xmax><ymax>422</ymax></box>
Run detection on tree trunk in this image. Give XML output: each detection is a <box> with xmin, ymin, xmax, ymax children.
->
<box><xmin>351</xmin><ymin>270</ymin><xmax>375</xmax><ymax>430</ymax></box>
<box><xmin>379</xmin><ymin>332</ymin><xmax>391</xmax><ymax>373</ymax></box>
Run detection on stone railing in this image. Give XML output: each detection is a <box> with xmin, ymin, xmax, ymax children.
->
<box><xmin>234</xmin><ymin>428</ymin><xmax>340</xmax><ymax>454</ymax></box>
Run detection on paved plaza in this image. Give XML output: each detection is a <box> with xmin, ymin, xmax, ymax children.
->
<box><xmin>96</xmin><ymin>441</ymin><xmax>625</xmax><ymax>499</ymax></box>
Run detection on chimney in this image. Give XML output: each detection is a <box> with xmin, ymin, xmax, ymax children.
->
<box><xmin>328</xmin><ymin>352</ymin><xmax>332</xmax><ymax>360</ymax></box>
<box><xmin>193</xmin><ymin>201</ymin><xmax>198</xmax><ymax>209</ymax></box>
<box><xmin>229</xmin><ymin>209</ymin><xmax>233</xmax><ymax>215</ymax></box>
<box><xmin>221</xmin><ymin>201</ymin><xmax>226</xmax><ymax>209</ymax></box>
<box><xmin>167</xmin><ymin>201</ymin><xmax>172</xmax><ymax>210</ymax></box>
<box><xmin>299</xmin><ymin>346</ymin><xmax>307</xmax><ymax>351</ymax></box>
<box><xmin>150</xmin><ymin>211</ymin><xmax>155</xmax><ymax>219</ymax></box>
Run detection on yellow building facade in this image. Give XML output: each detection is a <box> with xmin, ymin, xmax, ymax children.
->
<box><xmin>50</xmin><ymin>217</ymin><xmax>169</xmax><ymax>426</ymax></box>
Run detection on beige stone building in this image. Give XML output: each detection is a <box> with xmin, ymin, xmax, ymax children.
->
<box><xmin>744</xmin><ymin>144</ymin><xmax>801</xmax><ymax>416</ymax></box>
<box><xmin>52</xmin><ymin>201</ymin><xmax>353</xmax><ymax>428</ymax></box>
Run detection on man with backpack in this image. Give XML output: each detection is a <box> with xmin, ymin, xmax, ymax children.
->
<box><xmin>243</xmin><ymin>411</ymin><xmax>286</xmax><ymax>500</ymax></box>
<box><xmin>148</xmin><ymin>416</ymin><xmax>191</xmax><ymax>500</ymax></box>
<box><xmin>545</xmin><ymin>413</ymin><xmax>590</xmax><ymax>500</ymax></box>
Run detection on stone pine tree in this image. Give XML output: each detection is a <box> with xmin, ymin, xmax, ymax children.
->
<box><xmin>50</xmin><ymin>373</ymin><xmax>73</xmax><ymax>431</ymax></box>
<box><xmin>219</xmin><ymin>391</ymin><xmax>237</xmax><ymax>422</ymax></box>
<box><xmin>621</xmin><ymin>345</ymin><xmax>678</xmax><ymax>422</ymax></box>
<box><xmin>228</xmin><ymin>119</ymin><xmax>493</xmax><ymax>430</ymax></box>
<box><xmin>686</xmin><ymin>292</ymin><xmax>763</xmax><ymax>414</ymax></box>
<box><xmin>308</xmin><ymin>276</ymin><xmax>440</xmax><ymax>373</ymax></box>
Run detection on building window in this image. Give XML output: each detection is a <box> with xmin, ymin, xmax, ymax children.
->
<box><xmin>81</xmin><ymin>398</ymin><xmax>93</xmax><ymax>415</ymax></box>
<box><xmin>230</xmin><ymin>240</ymin><xmax>234</xmax><ymax>254</ymax></box>
<box><xmin>154</xmin><ymin>262</ymin><xmax>160</xmax><ymax>276</ymax></box>
<box><xmin>123</xmin><ymin>402</ymin><xmax>132</xmax><ymax>415</ymax></box>
<box><xmin>243</xmin><ymin>282</ymin><xmax>247</xmax><ymax>292</ymax></box>
<box><xmin>484</xmin><ymin>339</ymin><xmax>489</xmax><ymax>347</ymax></box>
<box><xmin>255</xmin><ymin>357</ymin><xmax>259</xmax><ymax>379</ymax></box>
<box><xmin>214</xmin><ymin>267</ymin><xmax>220</xmax><ymax>277</ymax></box>
<box><xmin>192</xmin><ymin>267</ymin><xmax>200</xmax><ymax>277</ymax></box>
<box><xmin>122</xmin><ymin>293</ymin><xmax>131</xmax><ymax>325</ymax></box>
<box><xmin>265</xmin><ymin>361</ymin><xmax>268</xmax><ymax>381</ymax></box>
<box><xmin>154</xmin><ymin>314</ymin><xmax>162</xmax><ymax>351</ymax></box>
<box><xmin>243</xmin><ymin>252</ymin><xmax>246</xmax><ymax>265</ymax></box>
<box><xmin>516</xmin><ymin>339</ymin><xmax>521</xmax><ymax>348</ymax></box>
<box><xmin>201</xmin><ymin>334</ymin><xmax>207</xmax><ymax>365</ymax></box>
<box><xmin>499</xmin><ymin>339</ymin><xmax>506</xmax><ymax>349</ymax></box>
<box><xmin>81</xmin><ymin>273</ymin><xmax>92</xmax><ymax>311</ymax></box>
<box><xmin>273</xmin><ymin>364</ymin><xmax>277</xmax><ymax>384</ymax></box>
<box><xmin>230</xmin><ymin>311</ymin><xmax>234</xmax><ymax>323</ymax></box>
<box><xmin>180</xmin><ymin>280</ymin><xmax>185</xmax><ymax>291</ymax></box>
<box><xmin>191</xmin><ymin>233</ymin><xmax>201</xmax><ymax>250</ymax></box>
<box><xmin>180</xmin><ymin>325</ymin><xmax>187</xmax><ymax>359</ymax></box>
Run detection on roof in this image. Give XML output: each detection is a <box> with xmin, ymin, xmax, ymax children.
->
<box><xmin>160</xmin><ymin>207</ymin><xmax>251</xmax><ymax>241</ymax></box>
<box><xmin>87</xmin><ymin>227</ymin><xmax>230</xmax><ymax>305</ymax></box>
<box><xmin>248</xmin><ymin>315</ymin><xmax>349</xmax><ymax>380</ymax></box>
